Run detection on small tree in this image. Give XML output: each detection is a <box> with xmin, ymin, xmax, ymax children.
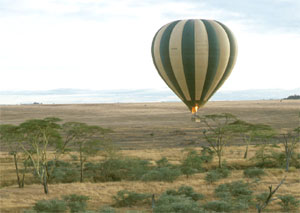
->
<box><xmin>0</xmin><ymin>124</ymin><xmax>29</xmax><ymax>188</ymax></box>
<box><xmin>281</xmin><ymin>127</ymin><xmax>299</xmax><ymax>172</ymax></box>
<box><xmin>227</xmin><ymin>120</ymin><xmax>274</xmax><ymax>159</ymax></box>
<box><xmin>201</xmin><ymin>113</ymin><xmax>237</xmax><ymax>168</ymax></box>
<box><xmin>62</xmin><ymin>122</ymin><xmax>112</xmax><ymax>182</ymax></box>
<box><xmin>19</xmin><ymin>117</ymin><xmax>62</xmax><ymax>194</ymax></box>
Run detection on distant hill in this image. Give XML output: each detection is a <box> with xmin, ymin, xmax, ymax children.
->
<box><xmin>0</xmin><ymin>88</ymin><xmax>299</xmax><ymax>105</ymax></box>
<box><xmin>284</xmin><ymin>94</ymin><xmax>300</xmax><ymax>100</ymax></box>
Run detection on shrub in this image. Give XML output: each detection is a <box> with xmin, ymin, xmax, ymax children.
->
<box><xmin>165</xmin><ymin>185</ymin><xmax>204</xmax><ymax>201</ymax></box>
<box><xmin>278</xmin><ymin>194</ymin><xmax>300</xmax><ymax>211</ymax></box>
<box><xmin>199</xmin><ymin>146</ymin><xmax>214</xmax><ymax>163</ymax></box>
<box><xmin>180</xmin><ymin>150</ymin><xmax>205</xmax><ymax>178</ymax></box>
<box><xmin>63</xmin><ymin>194</ymin><xmax>89</xmax><ymax>213</ymax></box>
<box><xmin>156</xmin><ymin>157</ymin><xmax>170</xmax><ymax>168</ymax></box>
<box><xmin>33</xmin><ymin>199</ymin><xmax>67</xmax><ymax>213</ymax></box>
<box><xmin>153</xmin><ymin>194</ymin><xmax>203</xmax><ymax>213</ymax></box>
<box><xmin>203</xmin><ymin>200</ymin><xmax>232</xmax><ymax>212</ymax></box>
<box><xmin>255</xmin><ymin>192</ymin><xmax>269</xmax><ymax>203</ymax></box>
<box><xmin>98</xmin><ymin>206</ymin><xmax>117</xmax><ymax>213</ymax></box>
<box><xmin>47</xmin><ymin>160</ymin><xmax>80</xmax><ymax>183</ymax></box>
<box><xmin>85</xmin><ymin>158</ymin><xmax>151</xmax><ymax>182</ymax></box>
<box><xmin>141</xmin><ymin>167</ymin><xmax>181</xmax><ymax>182</ymax></box>
<box><xmin>243</xmin><ymin>167</ymin><xmax>265</xmax><ymax>178</ymax></box>
<box><xmin>215</xmin><ymin>181</ymin><xmax>252</xmax><ymax>199</ymax></box>
<box><xmin>205</xmin><ymin>167</ymin><xmax>231</xmax><ymax>183</ymax></box>
<box><xmin>113</xmin><ymin>190</ymin><xmax>151</xmax><ymax>207</ymax></box>
<box><xmin>205</xmin><ymin>170</ymin><xmax>220</xmax><ymax>183</ymax></box>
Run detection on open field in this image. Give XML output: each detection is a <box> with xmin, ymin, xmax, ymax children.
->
<box><xmin>0</xmin><ymin>100</ymin><xmax>299</xmax><ymax>212</ymax></box>
<box><xmin>1</xmin><ymin>100</ymin><xmax>299</xmax><ymax>149</ymax></box>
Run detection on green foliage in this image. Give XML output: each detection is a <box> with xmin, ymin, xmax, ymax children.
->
<box><xmin>141</xmin><ymin>167</ymin><xmax>181</xmax><ymax>182</ymax></box>
<box><xmin>33</xmin><ymin>199</ymin><xmax>67</xmax><ymax>213</ymax></box>
<box><xmin>165</xmin><ymin>185</ymin><xmax>204</xmax><ymax>201</ymax></box>
<box><xmin>215</xmin><ymin>181</ymin><xmax>253</xmax><ymax>199</ymax></box>
<box><xmin>47</xmin><ymin>160</ymin><xmax>80</xmax><ymax>183</ymax></box>
<box><xmin>153</xmin><ymin>194</ymin><xmax>203</xmax><ymax>213</ymax></box>
<box><xmin>243</xmin><ymin>167</ymin><xmax>265</xmax><ymax>178</ymax></box>
<box><xmin>205</xmin><ymin>167</ymin><xmax>231</xmax><ymax>183</ymax></box>
<box><xmin>278</xmin><ymin>194</ymin><xmax>300</xmax><ymax>211</ymax></box>
<box><xmin>63</xmin><ymin>194</ymin><xmax>89</xmax><ymax>213</ymax></box>
<box><xmin>85</xmin><ymin>157</ymin><xmax>151</xmax><ymax>182</ymax></box>
<box><xmin>201</xmin><ymin>113</ymin><xmax>237</xmax><ymax>168</ymax></box>
<box><xmin>203</xmin><ymin>200</ymin><xmax>232</xmax><ymax>212</ymax></box>
<box><xmin>98</xmin><ymin>206</ymin><xmax>116</xmax><ymax>213</ymax></box>
<box><xmin>255</xmin><ymin>192</ymin><xmax>269</xmax><ymax>203</ymax></box>
<box><xmin>180</xmin><ymin>150</ymin><xmax>205</xmax><ymax>178</ymax></box>
<box><xmin>202</xmin><ymin>181</ymin><xmax>254</xmax><ymax>212</ymax></box>
<box><xmin>113</xmin><ymin>190</ymin><xmax>151</xmax><ymax>207</ymax></box>
<box><xmin>156</xmin><ymin>157</ymin><xmax>170</xmax><ymax>168</ymax></box>
<box><xmin>199</xmin><ymin>146</ymin><xmax>214</xmax><ymax>163</ymax></box>
<box><xmin>252</xmin><ymin>146</ymin><xmax>300</xmax><ymax>169</ymax></box>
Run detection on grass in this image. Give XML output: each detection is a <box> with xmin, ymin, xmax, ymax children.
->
<box><xmin>0</xmin><ymin>145</ymin><xmax>299</xmax><ymax>212</ymax></box>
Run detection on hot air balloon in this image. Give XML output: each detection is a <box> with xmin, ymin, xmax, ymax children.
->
<box><xmin>151</xmin><ymin>19</ymin><xmax>238</xmax><ymax>121</ymax></box>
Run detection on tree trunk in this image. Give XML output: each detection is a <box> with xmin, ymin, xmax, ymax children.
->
<box><xmin>218</xmin><ymin>152</ymin><xmax>222</xmax><ymax>168</ymax></box>
<box><xmin>80</xmin><ymin>147</ymin><xmax>83</xmax><ymax>183</ymax></box>
<box><xmin>244</xmin><ymin>143</ymin><xmax>249</xmax><ymax>159</ymax></box>
<box><xmin>43</xmin><ymin>172</ymin><xmax>49</xmax><ymax>194</ymax></box>
<box><xmin>13</xmin><ymin>153</ymin><xmax>22</xmax><ymax>188</ymax></box>
<box><xmin>285</xmin><ymin>152</ymin><xmax>290</xmax><ymax>172</ymax></box>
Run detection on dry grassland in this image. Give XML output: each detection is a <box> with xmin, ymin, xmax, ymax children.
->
<box><xmin>0</xmin><ymin>100</ymin><xmax>299</xmax><ymax>212</ymax></box>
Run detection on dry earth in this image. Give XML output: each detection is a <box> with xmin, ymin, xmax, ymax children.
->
<box><xmin>1</xmin><ymin>100</ymin><xmax>299</xmax><ymax>149</ymax></box>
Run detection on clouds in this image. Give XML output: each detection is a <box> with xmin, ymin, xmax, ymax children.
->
<box><xmin>0</xmin><ymin>0</ymin><xmax>299</xmax><ymax>91</ymax></box>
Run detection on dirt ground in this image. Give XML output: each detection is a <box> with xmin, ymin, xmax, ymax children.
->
<box><xmin>0</xmin><ymin>100</ymin><xmax>299</xmax><ymax>149</ymax></box>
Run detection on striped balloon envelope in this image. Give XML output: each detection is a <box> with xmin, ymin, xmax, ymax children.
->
<box><xmin>151</xmin><ymin>19</ymin><xmax>238</xmax><ymax>116</ymax></box>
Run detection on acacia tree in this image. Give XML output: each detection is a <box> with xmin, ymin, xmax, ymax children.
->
<box><xmin>0</xmin><ymin>124</ymin><xmax>29</xmax><ymax>188</ymax></box>
<box><xmin>19</xmin><ymin>117</ymin><xmax>62</xmax><ymax>194</ymax></box>
<box><xmin>281</xmin><ymin>127</ymin><xmax>299</xmax><ymax>172</ymax></box>
<box><xmin>201</xmin><ymin>113</ymin><xmax>237</xmax><ymax>168</ymax></box>
<box><xmin>62</xmin><ymin>122</ymin><xmax>112</xmax><ymax>182</ymax></box>
<box><xmin>227</xmin><ymin>120</ymin><xmax>274</xmax><ymax>159</ymax></box>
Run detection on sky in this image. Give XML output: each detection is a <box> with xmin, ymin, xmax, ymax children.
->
<box><xmin>0</xmin><ymin>0</ymin><xmax>300</xmax><ymax>92</ymax></box>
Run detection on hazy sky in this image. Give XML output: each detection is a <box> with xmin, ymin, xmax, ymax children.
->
<box><xmin>1</xmin><ymin>0</ymin><xmax>299</xmax><ymax>91</ymax></box>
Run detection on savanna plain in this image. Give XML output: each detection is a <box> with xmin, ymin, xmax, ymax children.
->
<box><xmin>0</xmin><ymin>100</ymin><xmax>299</xmax><ymax>212</ymax></box>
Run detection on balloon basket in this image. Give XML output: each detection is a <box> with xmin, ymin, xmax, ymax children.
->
<box><xmin>191</xmin><ymin>112</ymin><xmax>200</xmax><ymax>122</ymax></box>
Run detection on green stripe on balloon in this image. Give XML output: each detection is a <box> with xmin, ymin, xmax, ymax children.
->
<box><xmin>181</xmin><ymin>19</ymin><xmax>195</xmax><ymax>106</ymax></box>
<box><xmin>200</xmin><ymin>20</ymin><xmax>220</xmax><ymax>102</ymax></box>
<box><xmin>159</xmin><ymin>20</ymin><xmax>186</xmax><ymax>102</ymax></box>
<box><xmin>207</xmin><ymin>21</ymin><xmax>238</xmax><ymax>100</ymax></box>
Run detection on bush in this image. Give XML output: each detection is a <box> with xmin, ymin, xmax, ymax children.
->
<box><xmin>154</xmin><ymin>194</ymin><xmax>203</xmax><ymax>213</ymax></box>
<box><xmin>243</xmin><ymin>167</ymin><xmax>265</xmax><ymax>178</ymax></box>
<box><xmin>47</xmin><ymin>160</ymin><xmax>80</xmax><ymax>183</ymax></box>
<box><xmin>252</xmin><ymin>147</ymin><xmax>300</xmax><ymax>169</ymax></box>
<box><xmin>215</xmin><ymin>181</ymin><xmax>253</xmax><ymax>200</ymax></box>
<box><xmin>98</xmin><ymin>206</ymin><xmax>116</xmax><ymax>213</ymax></box>
<box><xmin>156</xmin><ymin>157</ymin><xmax>171</xmax><ymax>168</ymax></box>
<box><xmin>205</xmin><ymin>167</ymin><xmax>231</xmax><ymax>183</ymax></box>
<box><xmin>165</xmin><ymin>185</ymin><xmax>204</xmax><ymax>201</ymax></box>
<box><xmin>113</xmin><ymin>190</ymin><xmax>151</xmax><ymax>207</ymax></box>
<box><xmin>63</xmin><ymin>194</ymin><xmax>89</xmax><ymax>213</ymax></box>
<box><xmin>141</xmin><ymin>167</ymin><xmax>181</xmax><ymax>182</ymax></box>
<box><xmin>33</xmin><ymin>199</ymin><xmax>67</xmax><ymax>213</ymax></box>
<box><xmin>278</xmin><ymin>194</ymin><xmax>300</xmax><ymax>211</ymax></box>
<box><xmin>180</xmin><ymin>150</ymin><xmax>206</xmax><ymax>178</ymax></box>
<box><xmin>203</xmin><ymin>200</ymin><xmax>232</xmax><ymax>212</ymax></box>
<box><xmin>199</xmin><ymin>146</ymin><xmax>214</xmax><ymax>163</ymax></box>
<box><xmin>85</xmin><ymin>158</ymin><xmax>151</xmax><ymax>182</ymax></box>
<box><xmin>255</xmin><ymin>192</ymin><xmax>269</xmax><ymax>203</ymax></box>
